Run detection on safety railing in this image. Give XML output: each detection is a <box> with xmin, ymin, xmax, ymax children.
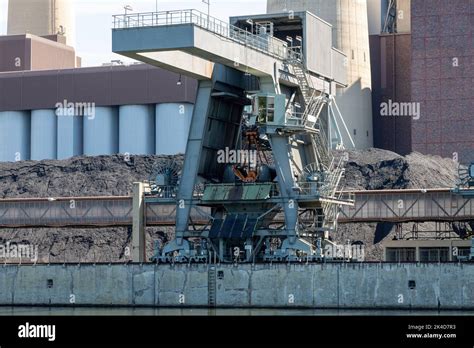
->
<box><xmin>195</xmin><ymin>182</ymin><xmax>280</xmax><ymax>199</ymax></box>
<box><xmin>285</xmin><ymin>96</ymin><xmax>327</xmax><ymax>131</ymax></box>
<box><xmin>112</xmin><ymin>9</ymin><xmax>299</xmax><ymax>62</ymax></box>
<box><xmin>146</xmin><ymin>184</ymin><xmax>179</xmax><ymax>199</ymax></box>
<box><xmin>194</xmin><ymin>181</ymin><xmax>354</xmax><ymax>203</ymax></box>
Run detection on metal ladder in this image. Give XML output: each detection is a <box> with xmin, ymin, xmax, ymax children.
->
<box><xmin>208</xmin><ymin>267</ymin><xmax>217</xmax><ymax>307</ymax></box>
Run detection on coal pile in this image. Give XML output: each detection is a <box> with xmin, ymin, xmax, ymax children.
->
<box><xmin>0</xmin><ymin>154</ymin><xmax>183</xmax><ymax>198</ymax></box>
<box><xmin>334</xmin><ymin>149</ymin><xmax>460</xmax><ymax>260</ymax></box>
<box><xmin>0</xmin><ymin>150</ymin><xmax>460</xmax><ymax>262</ymax></box>
<box><xmin>342</xmin><ymin>149</ymin><xmax>458</xmax><ymax>190</ymax></box>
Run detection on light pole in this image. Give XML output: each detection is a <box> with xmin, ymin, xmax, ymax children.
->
<box><xmin>123</xmin><ymin>5</ymin><xmax>133</xmax><ymax>28</ymax></box>
<box><xmin>124</xmin><ymin>5</ymin><xmax>133</xmax><ymax>15</ymax></box>
<box><xmin>202</xmin><ymin>0</ymin><xmax>210</xmax><ymax>26</ymax></box>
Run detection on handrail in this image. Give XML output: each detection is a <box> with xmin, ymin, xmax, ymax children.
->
<box><xmin>196</xmin><ymin>181</ymin><xmax>353</xmax><ymax>202</ymax></box>
<box><xmin>112</xmin><ymin>9</ymin><xmax>301</xmax><ymax>62</ymax></box>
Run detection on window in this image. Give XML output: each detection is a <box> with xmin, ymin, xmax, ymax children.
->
<box><xmin>454</xmin><ymin>247</ymin><xmax>470</xmax><ymax>261</ymax></box>
<box><xmin>267</xmin><ymin>96</ymin><xmax>275</xmax><ymax>122</ymax></box>
<box><xmin>419</xmin><ymin>248</ymin><xmax>449</xmax><ymax>262</ymax></box>
<box><xmin>386</xmin><ymin>248</ymin><xmax>416</xmax><ymax>262</ymax></box>
<box><xmin>351</xmin><ymin>50</ymin><xmax>355</xmax><ymax>60</ymax></box>
<box><xmin>257</xmin><ymin>96</ymin><xmax>267</xmax><ymax>123</ymax></box>
<box><xmin>353</xmin><ymin>129</ymin><xmax>357</xmax><ymax>136</ymax></box>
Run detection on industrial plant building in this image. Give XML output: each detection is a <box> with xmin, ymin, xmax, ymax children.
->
<box><xmin>0</xmin><ymin>1</ymin><xmax>195</xmax><ymax>162</ymax></box>
<box><xmin>369</xmin><ymin>0</ymin><xmax>474</xmax><ymax>164</ymax></box>
<box><xmin>7</xmin><ymin>0</ymin><xmax>76</xmax><ymax>46</ymax></box>
<box><xmin>0</xmin><ymin>0</ymin><xmax>472</xmax><ymax>164</ymax></box>
<box><xmin>267</xmin><ymin>0</ymin><xmax>375</xmax><ymax>150</ymax></box>
<box><xmin>0</xmin><ymin>60</ymin><xmax>196</xmax><ymax>161</ymax></box>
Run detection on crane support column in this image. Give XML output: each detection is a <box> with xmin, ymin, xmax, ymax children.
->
<box><xmin>132</xmin><ymin>182</ymin><xmax>147</xmax><ymax>262</ymax></box>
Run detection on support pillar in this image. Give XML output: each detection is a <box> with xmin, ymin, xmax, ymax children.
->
<box><xmin>269</xmin><ymin>135</ymin><xmax>298</xmax><ymax>243</ymax></box>
<box><xmin>175</xmin><ymin>80</ymin><xmax>213</xmax><ymax>243</ymax></box>
<box><xmin>132</xmin><ymin>182</ymin><xmax>146</xmax><ymax>262</ymax></box>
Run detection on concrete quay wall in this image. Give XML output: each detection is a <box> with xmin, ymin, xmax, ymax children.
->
<box><xmin>0</xmin><ymin>263</ymin><xmax>472</xmax><ymax>309</ymax></box>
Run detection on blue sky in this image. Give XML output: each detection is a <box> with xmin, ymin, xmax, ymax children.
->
<box><xmin>0</xmin><ymin>0</ymin><xmax>267</xmax><ymax>66</ymax></box>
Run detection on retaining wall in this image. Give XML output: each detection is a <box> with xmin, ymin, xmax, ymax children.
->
<box><xmin>0</xmin><ymin>263</ymin><xmax>473</xmax><ymax>309</ymax></box>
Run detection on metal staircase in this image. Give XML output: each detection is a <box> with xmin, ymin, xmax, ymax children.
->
<box><xmin>311</xmin><ymin>124</ymin><xmax>331</xmax><ymax>171</ymax></box>
<box><xmin>290</xmin><ymin>59</ymin><xmax>313</xmax><ymax>102</ymax></box>
<box><xmin>287</xmin><ymin>53</ymin><xmax>349</xmax><ymax>233</ymax></box>
<box><xmin>208</xmin><ymin>267</ymin><xmax>217</xmax><ymax>307</ymax></box>
<box><xmin>286</xmin><ymin>57</ymin><xmax>328</xmax><ymax>131</ymax></box>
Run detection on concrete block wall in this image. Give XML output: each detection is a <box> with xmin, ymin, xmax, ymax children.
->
<box><xmin>0</xmin><ymin>263</ymin><xmax>473</xmax><ymax>309</ymax></box>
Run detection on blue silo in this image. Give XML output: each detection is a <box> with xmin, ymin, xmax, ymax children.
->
<box><xmin>119</xmin><ymin>105</ymin><xmax>154</xmax><ymax>155</ymax></box>
<box><xmin>31</xmin><ymin>109</ymin><xmax>57</xmax><ymax>160</ymax></box>
<box><xmin>83</xmin><ymin>106</ymin><xmax>119</xmax><ymax>156</ymax></box>
<box><xmin>0</xmin><ymin>111</ymin><xmax>31</xmax><ymax>162</ymax></box>
<box><xmin>155</xmin><ymin>103</ymin><xmax>193</xmax><ymax>155</ymax></box>
<box><xmin>57</xmin><ymin>114</ymin><xmax>83</xmax><ymax>159</ymax></box>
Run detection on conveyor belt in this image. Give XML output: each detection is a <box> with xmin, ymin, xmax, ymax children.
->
<box><xmin>0</xmin><ymin>189</ymin><xmax>472</xmax><ymax>228</ymax></box>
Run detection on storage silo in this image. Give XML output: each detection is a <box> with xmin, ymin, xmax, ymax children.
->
<box><xmin>31</xmin><ymin>109</ymin><xmax>57</xmax><ymax>160</ymax></box>
<box><xmin>155</xmin><ymin>103</ymin><xmax>193</xmax><ymax>155</ymax></box>
<box><xmin>83</xmin><ymin>107</ymin><xmax>119</xmax><ymax>156</ymax></box>
<box><xmin>0</xmin><ymin>111</ymin><xmax>31</xmax><ymax>162</ymax></box>
<box><xmin>119</xmin><ymin>105</ymin><xmax>155</xmax><ymax>155</ymax></box>
<box><xmin>7</xmin><ymin>0</ymin><xmax>75</xmax><ymax>46</ymax></box>
<box><xmin>57</xmin><ymin>115</ymin><xmax>83</xmax><ymax>159</ymax></box>
<box><xmin>267</xmin><ymin>0</ymin><xmax>374</xmax><ymax>149</ymax></box>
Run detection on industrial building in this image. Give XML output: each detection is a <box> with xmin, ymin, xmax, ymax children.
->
<box><xmin>0</xmin><ymin>62</ymin><xmax>196</xmax><ymax>161</ymax></box>
<box><xmin>0</xmin><ymin>0</ymin><xmax>472</xmax><ymax>164</ymax></box>
<box><xmin>368</xmin><ymin>0</ymin><xmax>474</xmax><ymax>164</ymax></box>
<box><xmin>0</xmin><ymin>0</ymin><xmax>474</xmax><ymax>315</ymax></box>
<box><xmin>0</xmin><ymin>0</ymin><xmax>369</xmax><ymax>163</ymax></box>
<box><xmin>0</xmin><ymin>0</ymin><xmax>196</xmax><ymax>162</ymax></box>
<box><xmin>7</xmin><ymin>0</ymin><xmax>75</xmax><ymax>46</ymax></box>
<box><xmin>267</xmin><ymin>0</ymin><xmax>374</xmax><ymax>150</ymax></box>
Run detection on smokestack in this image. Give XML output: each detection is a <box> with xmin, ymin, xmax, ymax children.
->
<box><xmin>7</xmin><ymin>0</ymin><xmax>75</xmax><ymax>46</ymax></box>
